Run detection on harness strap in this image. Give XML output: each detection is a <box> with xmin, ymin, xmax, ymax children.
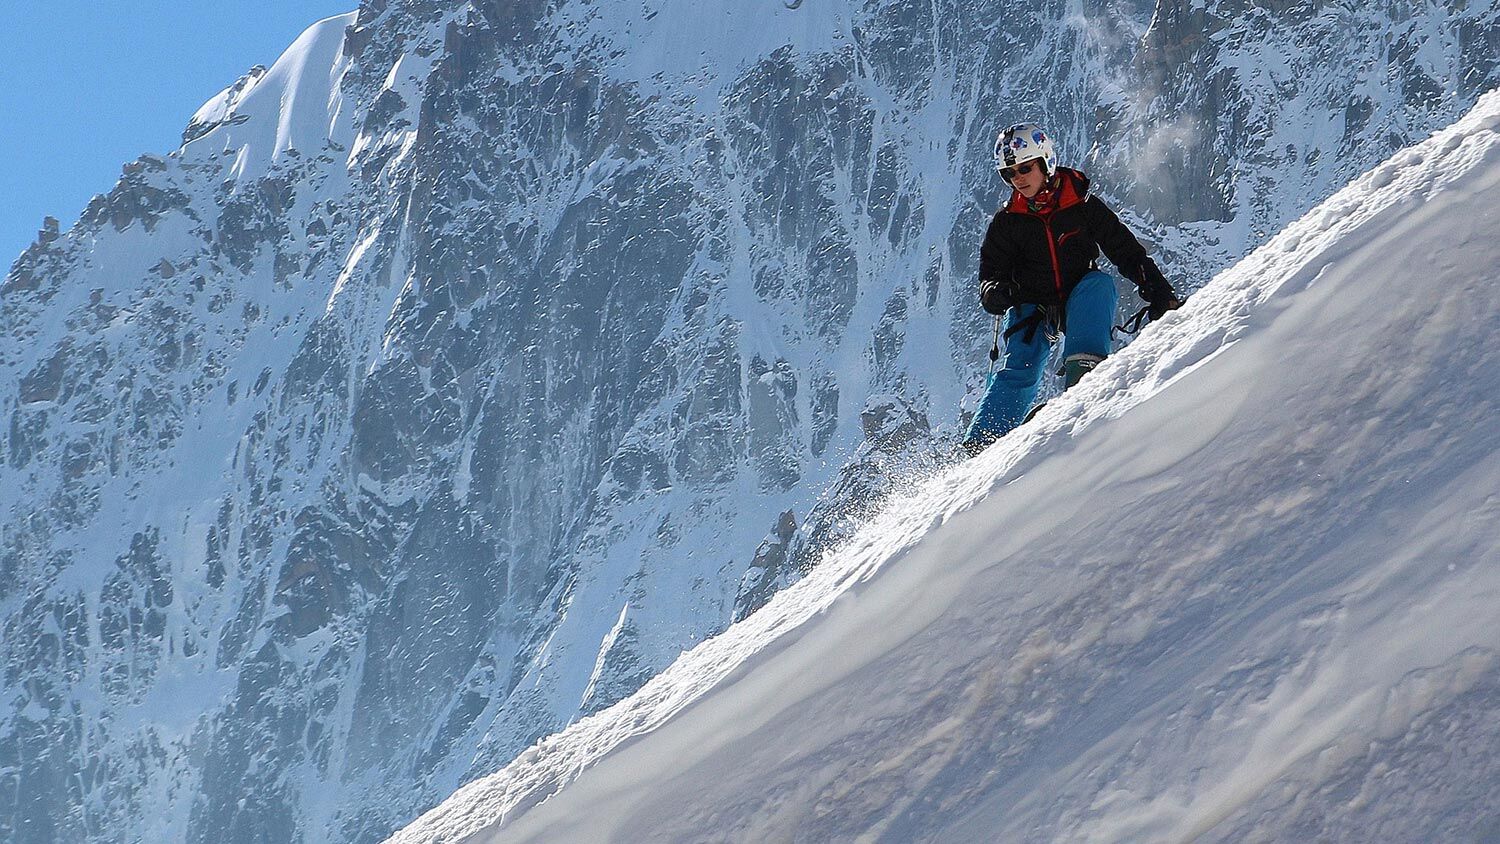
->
<box><xmin>1113</xmin><ymin>305</ymin><xmax>1152</xmax><ymax>338</ymax></box>
<box><xmin>1004</xmin><ymin>306</ymin><xmax>1061</xmax><ymax>345</ymax></box>
<box><xmin>1003</xmin><ymin>311</ymin><xmax>1045</xmax><ymax>344</ymax></box>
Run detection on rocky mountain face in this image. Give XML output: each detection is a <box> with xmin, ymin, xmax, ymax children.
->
<box><xmin>3</xmin><ymin>1</ymin><xmax>1496</xmax><ymax>842</ymax></box>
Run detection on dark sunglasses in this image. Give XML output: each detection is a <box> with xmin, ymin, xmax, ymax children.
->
<box><xmin>1000</xmin><ymin>160</ymin><xmax>1040</xmax><ymax>181</ymax></box>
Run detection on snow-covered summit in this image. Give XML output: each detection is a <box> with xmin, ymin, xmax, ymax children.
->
<box><xmin>179</xmin><ymin>12</ymin><xmax>358</xmax><ymax>182</ymax></box>
<box><xmin>389</xmin><ymin>90</ymin><xmax>1500</xmax><ymax>844</ymax></box>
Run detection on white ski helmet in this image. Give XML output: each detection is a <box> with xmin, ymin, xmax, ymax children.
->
<box><xmin>993</xmin><ymin>123</ymin><xmax>1058</xmax><ymax>177</ymax></box>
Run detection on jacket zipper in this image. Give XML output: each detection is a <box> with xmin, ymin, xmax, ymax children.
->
<box><xmin>1041</xmin><ymin>216</ymin><xmax>1064</xmax><ymax>302</ymax></box>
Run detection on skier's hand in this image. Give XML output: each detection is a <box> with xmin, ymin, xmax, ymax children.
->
<box><xmin>1124</xmin><ymin>259</ymin><xmax>1180</xmax><ymax>321</ymax></box>
<box><xmin>1147</xmin><ymin>294</ymin><xmax>1181</xmax><ymax>320</ymax></box>
<box><xmin>1136</xmin><ymin>273</ymin><xmax>1179</xmax><ymax>320</ymax></box>
<box><xmin>980</xmin><ymin>278</ymin><xmax>1017</xmax><ymax>315</ymax></box>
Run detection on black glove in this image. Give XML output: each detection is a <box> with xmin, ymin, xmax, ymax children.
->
<box><xmin>1128</xmin><ymin>259</ymin><xmax>1180</xmax><ymax>320</ymax></box>
<box><xmin>980</xmin><ymin>278</ymin><xmax>1017</xmax><ymax>315</ymax></box>
<box><xmin>1147</xmin><ymin>292</ymin><xmax>1181</xmax><ymax>320</ymax></box>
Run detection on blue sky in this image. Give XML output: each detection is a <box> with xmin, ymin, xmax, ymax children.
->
<box><xmin>1</xmin><ymin>3</ymin><xmax>356</xmax><ymax>266</ymax></box>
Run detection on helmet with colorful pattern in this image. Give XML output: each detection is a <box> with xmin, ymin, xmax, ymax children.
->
<box><xmin>993</xmin><ymin>123</ymin><xmax>1058</xmax><ymax>177</ymax></box>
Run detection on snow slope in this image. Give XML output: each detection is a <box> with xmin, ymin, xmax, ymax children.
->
<box><xmin>179</xmin><ymin>12</ymin><xmax>358</xmax><ymax>183</ymax></box>
<box><xmin>389</xmin><ymin>91</ymin><xmax>1500</xmax><ymax>843</ymax></box>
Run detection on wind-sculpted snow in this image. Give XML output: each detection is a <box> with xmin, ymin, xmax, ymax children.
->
<box><xmin>5</xmin><ymin>0</ymin><xmax>1500</xmax><ymax>842</ymax></box>
<box><xmin>390</xmin><ymin>89</ymin><xmax>1500</xmax><ymax>844</ymax></box>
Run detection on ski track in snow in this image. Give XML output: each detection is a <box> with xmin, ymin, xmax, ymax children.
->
<box><xmin>387</xmin><ymin>92</ymin><xmax>1500</xmax><ymax>843</ymax></box>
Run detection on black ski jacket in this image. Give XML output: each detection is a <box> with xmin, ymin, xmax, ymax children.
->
<box><xmin>978</xmin><ymin>167</ymin><xmax>1174</xmax><ymax>313</ymax></box>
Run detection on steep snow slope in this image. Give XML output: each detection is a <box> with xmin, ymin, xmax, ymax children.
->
<box><xmin>179</xmin><ymin>11</ymin><xmax>358</xmax><ymax>183</ymax></box>
<box><xmin>390</xmin><ymin>91</ymin><xmax>1500</xmax><ymax>844</ymax></box>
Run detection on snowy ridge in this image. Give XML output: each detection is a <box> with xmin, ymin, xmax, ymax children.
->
<box><xmin>389</xmin><ymin>91</ymin><xmax>1500</xmax><ymax>843</ymax></box>
<box><xmin>180</xmin><ymin>12</ymin><xmax>358</xmax><ymax>182</ymax></box>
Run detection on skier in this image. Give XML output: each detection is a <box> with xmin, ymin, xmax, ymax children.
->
<box><xmin>961</xmin><ymin>123</ymin><xmax>1180</xmax><ymax>453</ymax></box>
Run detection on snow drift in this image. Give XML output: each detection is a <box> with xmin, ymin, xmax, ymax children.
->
<box><xmin>389</xmin><ymin>91</ymin><xmax>1500</xmax><ymax>843</ymax></box>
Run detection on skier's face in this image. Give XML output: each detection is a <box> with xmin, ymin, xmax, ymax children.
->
<box><xmin>1006</xmin><ymin>160</ymin><xmax>1047</xmax><ymax>198</ymax></box>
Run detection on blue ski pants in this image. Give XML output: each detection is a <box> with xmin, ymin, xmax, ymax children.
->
<box><xmin>964</xmin><ymin>270</ymin><xmax>1118</xmax><ymax>444</ymax></box>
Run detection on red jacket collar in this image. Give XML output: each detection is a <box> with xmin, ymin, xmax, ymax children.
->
<box><xmin>1005</xmin><ymin>167</ymin><xmax>1090</xmax><ymax>215</ymax></box>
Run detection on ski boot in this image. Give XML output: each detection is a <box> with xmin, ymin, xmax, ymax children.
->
<box><xmin>1062</xmin><ymin>353</ymin><xmax>1105</xmax><ymax>389</ymax></box>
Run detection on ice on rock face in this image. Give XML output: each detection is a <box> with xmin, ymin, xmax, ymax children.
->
<box><xmin>4</xmin><ymin>1</ymin><xmax>1500</xmax><ymax>843</ymax></box>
